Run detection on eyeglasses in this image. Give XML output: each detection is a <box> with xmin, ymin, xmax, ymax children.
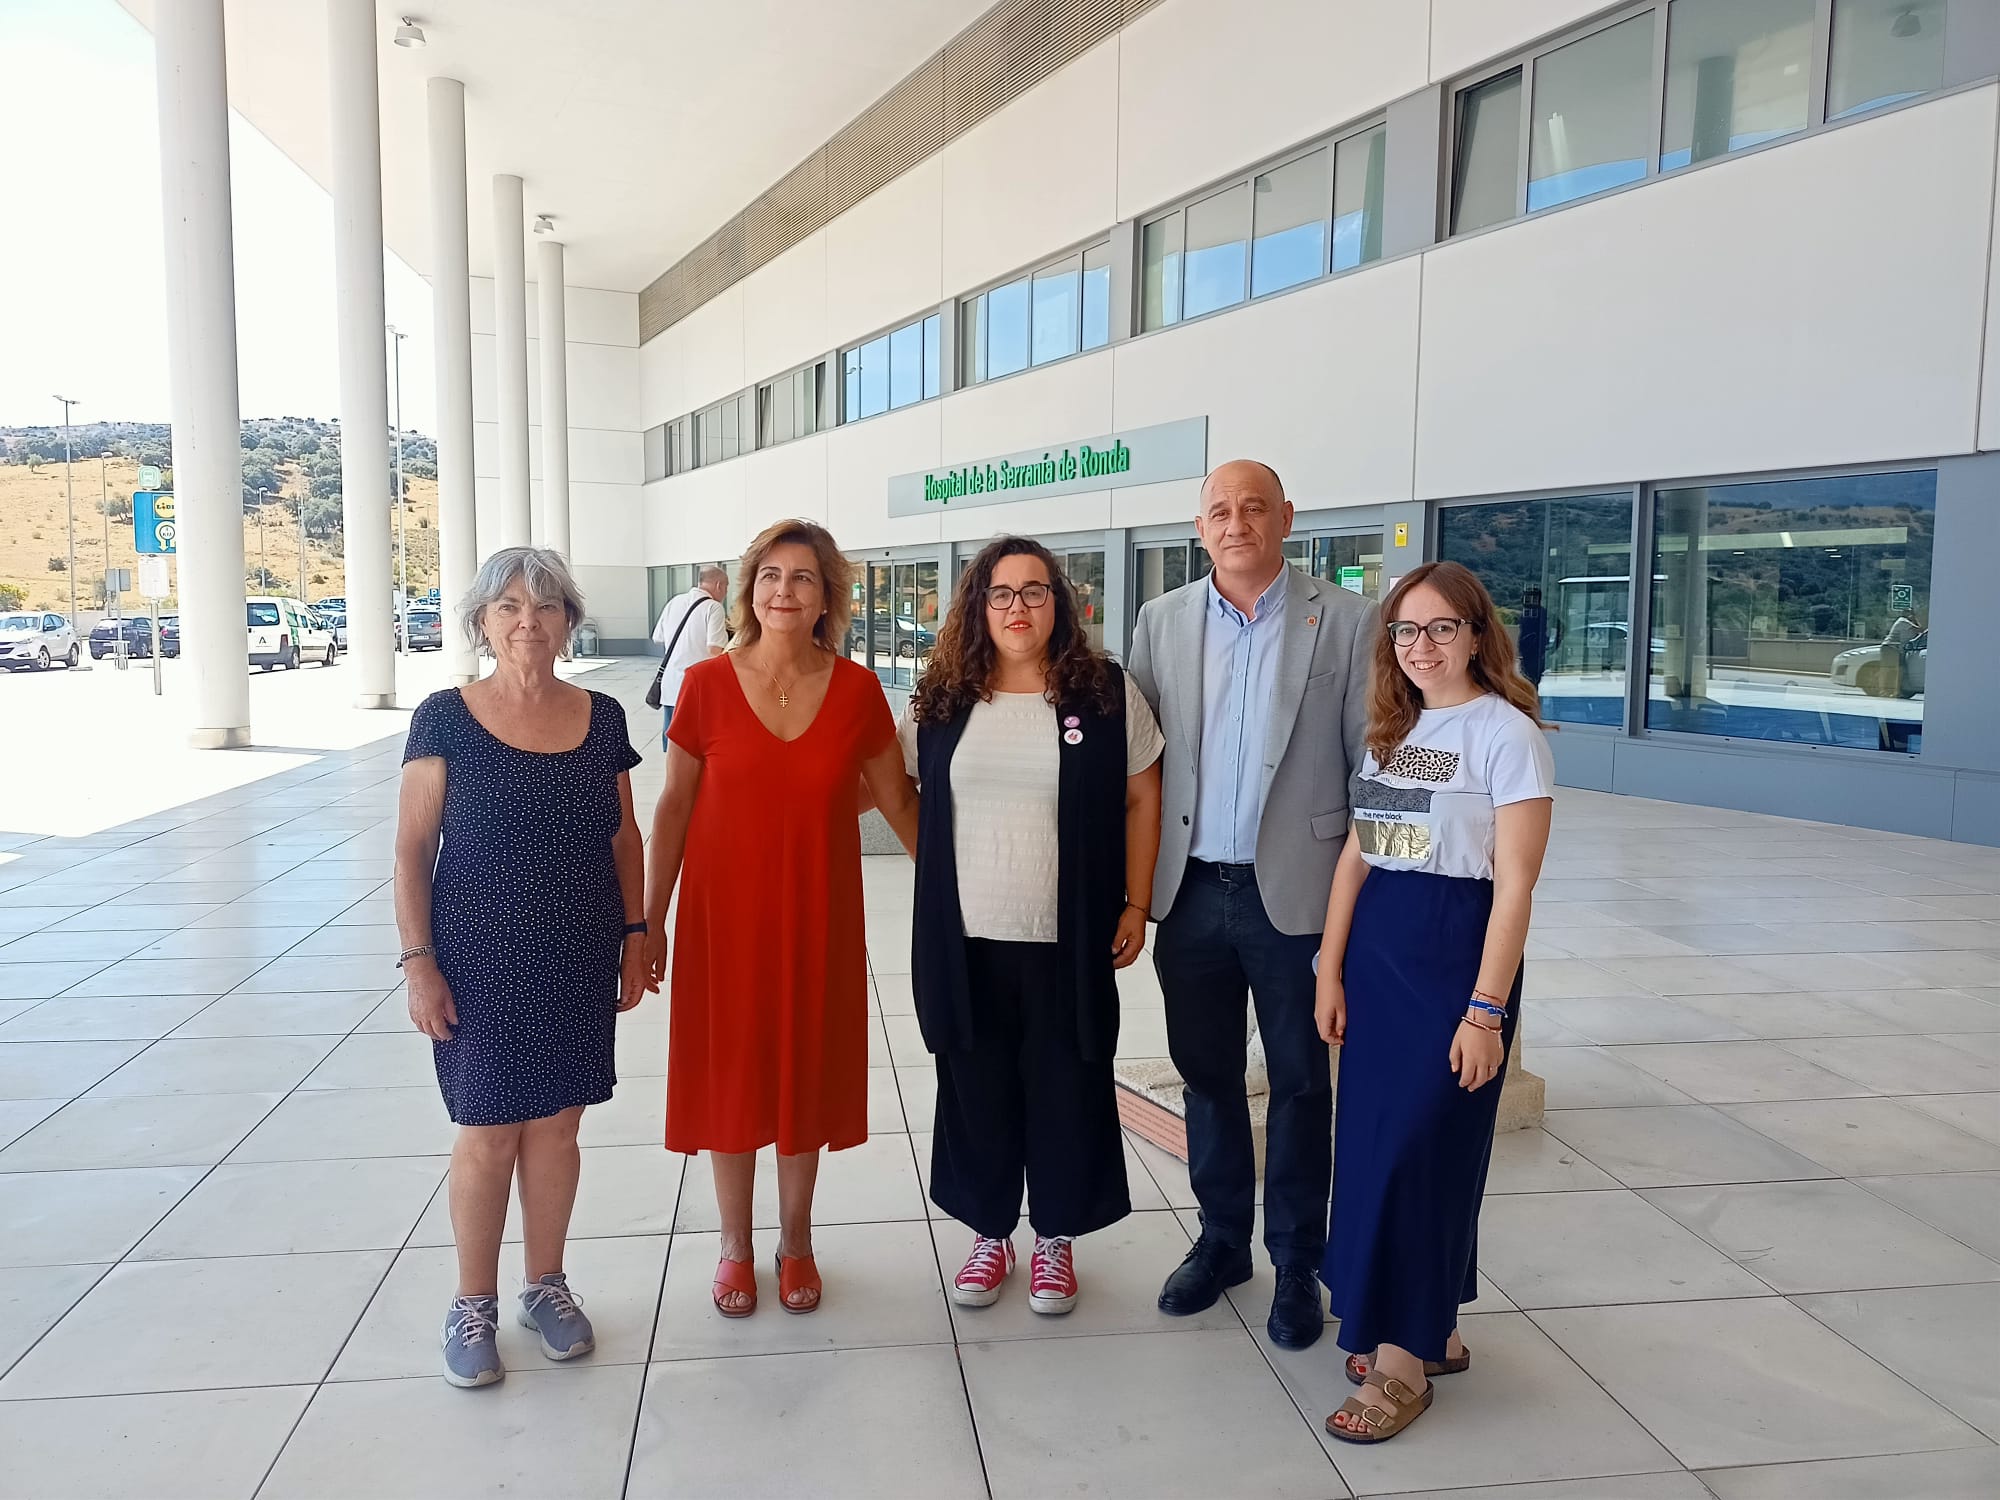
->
<box><xmin>1386</xmin><ymin>618</ymin><xmax>1472</xmax><ymax>647</ymax></box>
<box><xmin>985</xmin><ymin>583</ymin><xmax>1053</xmax><ymax>610</ymax></box>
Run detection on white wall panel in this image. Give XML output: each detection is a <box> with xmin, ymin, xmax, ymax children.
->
<box><xmin>673</xmin><ymin>286</ymin><xmax>748</xmax><ymax>414</ymax></box>
<box><xmin>941</xmin><ymin>38</ymin><xmax>1120</xmax><ymax>293</ymax></box>
<box><xmin>566</xmin><ymin>428</ymin><xmax>644</xmax><ymax>488</ymax></box>
<box><xmin>742</xmin><ymin>231</ymin><xmax>830</xmax><ymax>382</ymax></box>
<box><xmin>559</xmin><ymin>287</ymin><xmax>640</xmax><ymax>348</ymax></box>
<box><xmin>568</xmin><ymin>483</ymin><xmax>644</xmax><ymax>566</ymax></box>
<box><xmin>648</xmin><ymin>463</ymin><xmax>750</xmax><ymax>565</ymax></box>
<box><xmin>1111</xmin><ymin>257</ymin><xmax>1422</xmax><ymax>527</ymax></box>
<box><xmin>1416</xmin><ymin>88</ymin><xmax>1998</xmax><ymax>499</ymax></box>
<box><xmin>572</xmin><ymin>564</ymin><xmax>650</xmax><ymax>642</ymax></box>
<box><xmin>826</xmin><ymin>156</ymin><xmax>943</xmax><ymax>343</ymax></box>
<box><xmin>1427</xmin><ymin>0</ymin><xmax>1608</xmax><ymax>81</ymax></box>
<box><xmin>825</xmin><ymin>402</ymin><xmax>944</xmax><ymax>553</ymax></box>
<box><xmin>935</xmin><ymin>352</ymin><xmax>1117</xmax><ymax>542</ymax></box>
<box><xmin>1983</xmin><ymin>97</ymin><xmax>2000</xmax><ymax>451</ymax></box>
<box><xmin>639</xmin><ymin>328</ymin><xmax>684</xmax><ymax>428</ymax></box>
<box><xmin>736</xmin><ymin>439</ymin><xmax>832</xmax><ymax>533</ymax></box>
<box><xmin>1117</xmin><ymin>0</ymin><xmax>1427</xmax><ymax>220</ymax></box>
<box><xmin>559</xmin><ymin>342</ymin><xmax>642</xmax><ymax>432</ymax></box>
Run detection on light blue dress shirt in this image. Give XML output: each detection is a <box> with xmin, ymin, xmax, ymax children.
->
<box><xmin>1189</xmin><ymin>568</ymin><xmax>1288</xmax><ymax>864</ymax></box>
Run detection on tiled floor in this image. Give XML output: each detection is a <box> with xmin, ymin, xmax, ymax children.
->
<box><xmin>0</xmin><ymin>657</ymin><xmax>1997</xmax><ymax>1498</ymax></box>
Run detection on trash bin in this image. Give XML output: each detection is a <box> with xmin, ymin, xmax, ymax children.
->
<box><xmin>572</xmin><ymin>623</ymin><xmax>600</xmax><ymax>658</ymax></box>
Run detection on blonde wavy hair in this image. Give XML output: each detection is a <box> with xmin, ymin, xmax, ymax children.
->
<box><xmin>730</xmin><ymin>518</ymin><xmax>853</xmax><ymax>653</ymax></box>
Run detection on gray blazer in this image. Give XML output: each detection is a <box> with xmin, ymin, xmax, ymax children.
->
<box><xmin>1128</xmin><ymin>564</ymin><xmax>1377</xmax><ymax>936</ymax></box>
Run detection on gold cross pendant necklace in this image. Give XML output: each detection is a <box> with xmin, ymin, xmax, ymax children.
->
<box><xmin>768</xmin><ymin>672</ymin><xmax>792</xmax><ymax>708</ymax></box>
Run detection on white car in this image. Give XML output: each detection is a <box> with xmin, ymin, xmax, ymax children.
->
<box><xmin>0</xmin><ymin>611</ymin><xmax>81</xmax><ymax>672</ymax></box>
<box><xmin>246</xmin><ymin>596</ymin><xmax>338</xmax><ymax>670</ymax></box>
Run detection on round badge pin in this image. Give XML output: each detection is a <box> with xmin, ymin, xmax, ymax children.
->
<box><xmin>1063</xmin><ymin>727</ymin><xmax>1084</xmax><ymax>745</ymax></box>
<box><xmin>1063</xmin><ymin>715</ymin><xmax>1081</xmax><ymax>728</ymax></box>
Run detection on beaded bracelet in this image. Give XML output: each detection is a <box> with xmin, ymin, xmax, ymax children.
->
<box><xmin>396</xmin><ymin>945</ymin><xmax>436</xmax><ymax>969</ymax></box>
<box><xmin>1467</xmin><ymin>996</ymin><xmax>1507</xmax><ymax>1019</ymax></box>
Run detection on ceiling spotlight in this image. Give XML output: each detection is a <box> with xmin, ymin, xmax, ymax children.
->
<box><xmin>393</xmin><ymin>16</ymin><xmax>426</xmax><ymax>48</ymax></box>
<box><xmin>1891</xmin><ymin>7</ymin><xmax>1921</xmax><ymax>38</ymax></box>
<box><xmin>533</xmin><ymin>215</ymin><xmax>556</xmax><ymax>235</ymax></box>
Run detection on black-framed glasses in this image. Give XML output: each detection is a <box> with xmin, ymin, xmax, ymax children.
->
<box><xmin>985</xmin><ymin>583</ymin><xmax>1053</xmax><ymax>611</ymax></box>
<box><xmin>1386</xmin><ymin>617</ymin><xmax>1471</xmax><ymax>647</ymax></box>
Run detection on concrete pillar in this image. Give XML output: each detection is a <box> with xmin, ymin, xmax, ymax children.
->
<box><xmin>428</xmin><ymin>77</ymin><xmax>478</xmax><ymax>686</ymax></box>
<box><xmin>536</xmin><ymin>237</ymin><xmax>572</xmax><ymax>557</ymax></box>
<box><xmin>153</xmin><ymin>0</ymin><xmax>249</xmax><ymax>748</ymax></box>
<box><xmin>326</xmin><ymin>0</ymin><xmax>395</xmax><ymax>709</ymax></box>
<box><xmin>492</xmin><ymin>173</ymin><xmax>532</xmax><ymax>550</ymax></box>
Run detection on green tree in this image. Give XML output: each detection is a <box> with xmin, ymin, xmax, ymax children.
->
<box><xmin>0</xmin><ymin>583</ymin><xmax>24</xmax><ymax>609</ymax></box>
<box><xmin>47</xmin><ymin>556</ymin><xmax>67</xmax><ymax>573</ymax></box>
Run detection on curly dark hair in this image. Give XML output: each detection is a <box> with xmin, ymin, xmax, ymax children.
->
<box><xmin>910</xmin><ymin>535</ymin><xmax>1119</xmax><ymax>724</ymax></box>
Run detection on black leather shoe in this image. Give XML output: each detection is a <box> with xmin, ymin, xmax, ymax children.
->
<box><xmin>1267</xmin><ymin>1266</ymin><xmax>1324</xmax><ymax>1349</ymax></box>
<box><xmin>1158</xmin><ymin>1234</ymin><xmax>1253</xmax><ymax>1316</ymax></box>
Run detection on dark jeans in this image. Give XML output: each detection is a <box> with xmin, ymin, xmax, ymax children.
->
<box><xmin>660</xmin><ymin>703</ymin><xmax>675</xmax><ymax>751</ymax></box>
<box><xmin>1154</xmin><ymin>859</ymin><xmax>1330</xmax><ymax>1268</ymax></box>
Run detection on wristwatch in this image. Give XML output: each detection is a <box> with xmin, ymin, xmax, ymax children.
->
<box><xmin>622</xmin><ymin>921</ymin><xmax>648</xmax><ymax>937</ymax></box>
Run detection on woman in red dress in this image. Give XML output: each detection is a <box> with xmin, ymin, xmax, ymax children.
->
<box><xmin>644</xmin><ymin>519</ymin><xmax>917</xmax><ymax>1316</ymax></box>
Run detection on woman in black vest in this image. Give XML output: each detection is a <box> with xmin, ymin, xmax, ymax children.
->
<box><xmin>897</xmin><ymin>535</ymin><xmax>1163</xmax><ymax>1315</ymax></box>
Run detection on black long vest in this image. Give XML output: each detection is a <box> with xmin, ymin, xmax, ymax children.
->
<box><xmin>910</xmin><ymin>666</ymin><xmax>1131</xmax><ymax>1062</ymax></box>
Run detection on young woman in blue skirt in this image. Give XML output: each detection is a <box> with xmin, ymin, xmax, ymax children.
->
<box><xmin>1314</xmin><ymin>560</ymin><xmax>1554</xmax><ymax>1444</ymax></box>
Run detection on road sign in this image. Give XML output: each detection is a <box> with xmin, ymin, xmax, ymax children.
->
<box><xmin>1890</xmin><ymin>583</ymin><xmax>1915</xmax><ymax>610</ymax></box>
<box><xmin>137</xmin><ymin>556</ymin><xmax>170</xmax><ymax>598</ymax></box>
<box><xmin>137</xmin><ymin>464</ymin><xmax>163</xmax><ymax>489</ymax></box>
<box><xmin>105</xmin><ymin>568</ymin><xmax>133</xmax><ymax>594</ymax></box>
<box><xmin>133</xmin><ymin>492</ymin><xmax>176</xmax><ymax>554</ymax></box>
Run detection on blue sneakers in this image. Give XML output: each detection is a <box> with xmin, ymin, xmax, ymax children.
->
<box><xmin>441</xmin><ymin>1295</ymin><xmax>505</xmax><ymax>1388</ymax></box>
<box><xmin>518</xmin><ymin>1272</ymin><xmax>595</xmax><ymax>1360</ymax></box>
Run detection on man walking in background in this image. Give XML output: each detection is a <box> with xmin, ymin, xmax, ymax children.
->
<box><xmin>1128</xmin><ymin>459</ymin><xmax>1376</xmax><ymax>1351</ymax></box>
<box><xmin>651</xmin><ymin>565</ymin><xmax>728</xmax><ymax>748</ymax></box>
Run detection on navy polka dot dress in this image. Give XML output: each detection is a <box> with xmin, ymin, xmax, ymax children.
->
<box><xmin>402</xmin><ymin>687</ymin><xmax>643</xmax><ymax>1126</ymax></box>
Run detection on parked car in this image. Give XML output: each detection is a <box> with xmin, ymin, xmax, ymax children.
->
<box><xmin>89</xmin><ymin>617</ymin><xmax>159</xmax><ymax>660</ymax></box>
<box><xmin>0</xmin><ymin>611</ymin><xmax>79</xmax><ymax>671</ymax></box>
<box><xmin>246</xmin><ymin>595</ymin><xmax>338</xmax><ymax>670</ymax></box>
<box><xmin>315</xmin><ymin>596</ymin><xmax>347</xmax><ymax>616</ymax></box>
<box><xmin>157</xmin><ymin>614</ymin><xmax>181</xmax><ymax>658</ymax></box>
<box><xmin>845</xmin><ymin>610</ymin><xmax>936</xmax><ymax>660</ymax></box>
<box><xmin>399</xmin><ymin>606</ymin><xmax>444</xmax><ymax>651</ymax></box>
<box><xmin>1831</xmin><ymin>632</ymin><xmax>1927</xmax><ymax>699</ymax></box>
<box><xmin>321</xmin><ymin>608</ymin><xmax>350</xmax><ymax>650</ymax></box>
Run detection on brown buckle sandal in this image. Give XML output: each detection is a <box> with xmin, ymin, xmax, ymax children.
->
<box><xmin>1345</xmin><ymin>1345</ymin><xmax>1470</xmax><ymax>1386</ymax></box>
<box><xmin>1326</xmin><ymin>1375</ymin><xmax>1434</xmax><ymax>1444</ymax></box>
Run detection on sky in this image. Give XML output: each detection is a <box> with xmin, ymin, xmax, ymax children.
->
<box><xmin>0</xmin><ymin>0</ymin><xmax>437</xmax><ymax>434</ymax></box>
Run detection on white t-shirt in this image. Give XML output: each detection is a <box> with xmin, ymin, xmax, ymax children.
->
<box><xmin>651</xmin><ymin>589</ymin><xmax>727</xmax><ymax>707</ymax></box>
<box><xmin>896</xmin><ymin>675</ymin><xmax>1165</xmax><ymax>943</ymax></box>
<box><xmin>1349</xmin><ymin>694</ymin><xmax>1554</xmax><ymax>880</ymax></box>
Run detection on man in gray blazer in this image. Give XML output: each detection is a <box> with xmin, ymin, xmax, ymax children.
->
<box><xmin>1128</xmin><ymin>459</ymin><xmax>1376</xmax><ymax>1350</ymax></box>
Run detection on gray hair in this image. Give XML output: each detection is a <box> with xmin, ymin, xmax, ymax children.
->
<box><xmin>698</xmin><ymin>564</ymin><xmax>727</xmax><ymax>589</ymax></box>
<box><xmin>460</xmin><ymin>546</ymin><xmax>587</xmax><ymax>657</ymax></box>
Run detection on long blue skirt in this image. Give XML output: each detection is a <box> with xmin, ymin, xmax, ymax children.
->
<box><xmin>1320</xmin><ymin>867</ymin><xmax>1520</xmax><ymax>1363</ymax></box>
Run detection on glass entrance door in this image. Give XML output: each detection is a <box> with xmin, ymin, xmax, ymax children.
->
<box><xmin>1286</xmin><ymin>529</ymin><xmax>1384</xmax><ymax>597</ymax></box>
<box><xmin>853</xmin><ymin>557</ymin><xmax>939</xmax><ymax>689</ymax></box>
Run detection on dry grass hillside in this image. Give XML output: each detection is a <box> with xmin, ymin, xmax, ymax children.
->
<box><xmin>0</xmin><ymin>456</ymin><xmax>440</xmax><ymax>613</ymax></box>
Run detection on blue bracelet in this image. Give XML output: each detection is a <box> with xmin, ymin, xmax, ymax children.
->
<box><xmin>1467</xmin><ymin>997</ymin><xmax>1507</xmax><ymax>1018</ymax></box>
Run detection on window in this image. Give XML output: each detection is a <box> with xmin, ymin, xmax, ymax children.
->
<box><xmin>1284</xmin><ymin>531</ymin><xmax>1385</xmax><ymax>598</ymax></box>
<box><xmin>1082</xmin><ymin>242</ymin><xmax>1112</xmax><ymax>350</ymax></box>
<box><xmin>852</xmin><ymin>556</ymin><xmax>940</xmax><ymax>690</ymax></box>
<box><xmin>1056</xmin><ymin>548</ymin><xmax>1107</xmax><ymax>652</ymax></box>
<box><xmin>1647</xmin><ymin>470</ymin><xmax>1937</xmax><ymax>753</ymax></box>
<box><xmin>1252</xmin><ymin>147</ymin><xmax>1330</xmax><ymax>298</ymax></box>
<box><xmin>1183</xmin><ymin>182</ymin><xmax>1250</xmax><ymax>319</ymax></box>
<box><xmin>1141</xmin><ymin>212</ymin><xmax>1183</xmax><ymax>331</ymax></box>
<box><xmin>1452</xmin><ymin>68</ymin><xmax>1523</xmax><ymax>234</ymax></box>
<box><xmin>672</xmin><ymin>416</ymin><xmax>691</xmax><ymax>475</ymax></box>
<box><xmin>1828</xmin><ymin>0</ymin><xmax>1948</xmax><ymax>120</ymax></box>
<box><xmin>1331</xmin><ymin>125</ymin><xmax>1387</xmax><ymax>271</ymax></box>
<box><xmin>1133</xmin><ymin>539</ymin><xmax>1213</xmax><ymax>610</ymax></box>
<box><xmin>758</xmin><ymin>362</ymin><xmax>822</xmax><ymax>448</ymax></box>
<box><xmin>1662</xmin><ymin>0</ymin><xmax>1814</xmax><ymax>170</ymax></box>
<box><xmin>644</xmin><ymin>424</ymin><xmax>668</xmax><ymax>482</ymax></box>
<box><xmin>986</xmin><ymin>279</ymin><xmax>1031</xmax><ymax>378</ymax></box>
<box><xmin>688</xmin><ymin>391</ymin><xmax>751</xmax><ymax>468</ymax></box>
<box><xmin>1528</xmin><ymin>12</ymin><xmax>1657</xmax><ymax>211</ymax></box>
<box><xmin>1032</xmin><ymin>256</ymin><xmax>1081</xmax><ymax>367</ymax></box>
<box><xmin>841</xmin><ymin>313</ymin><xmax>940</xmax><ymax>422</ymax></box>
<box><xmin>1438</xmin><ymin>493</ymin><xmax>1638</xmax><ymax>728</ymax></box>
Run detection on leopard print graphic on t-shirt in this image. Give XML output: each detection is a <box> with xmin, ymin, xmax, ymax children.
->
<box><xmin>1378</xmin><ymin>743</ymin><xmax>1460</xmax><ymax>784</ymax></box>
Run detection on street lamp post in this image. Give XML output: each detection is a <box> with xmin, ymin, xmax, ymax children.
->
<box><xmin>388</xmin><ymin>325</ymin><xmax>409</xmax><ymax>651</ymax></box>
<box><xmin>255</xmin><ymin>486</ymin><xmax>272</xmax><ymax>589</ymax></box>
<box><xmin>53</xmin><ymin>395</ymin><xmax>89</xmax><ymax>670</ymax></box>
<box><xmin>298</xmin><ymin>490</ymin><xmax>308</xmax><ymax>602</ymax></box>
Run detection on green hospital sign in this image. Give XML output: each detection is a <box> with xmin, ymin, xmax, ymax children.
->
<box><xmin>887</xmin><ymin>417</ymin><xmax>1207</xmax><ymax>517</ymax></box>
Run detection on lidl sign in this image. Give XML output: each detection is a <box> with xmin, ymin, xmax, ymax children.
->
<box><xmin>887</xmin><ymin>417</ymin><xmax>1207</xmax><ymax>517</ymax></box>
<box><xmin>133</xmin><ymin>491</ymin><xmax>176</xmax><ymax>555</ymax></box>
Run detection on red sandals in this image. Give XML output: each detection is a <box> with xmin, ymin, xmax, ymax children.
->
<box><xmin>712</xmin><ymin>1257</ymin><xmax>757</xmax><ymax>1318</ymax></box>
<box><xmin>774</xmin><ymin>1251</ymin><xmax>822</xmax><ymax>1314</ymax></box>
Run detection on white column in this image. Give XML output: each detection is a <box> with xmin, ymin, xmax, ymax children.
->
<box><xmin>492</xmin><ymin>173</ymin><xmax>532</xmax><ymax>550</ymax></box>
<box><xmin>535</xmin><ymin>237</ymin><xmax>572</xmax><ymax>558</ymax></box>
<box><xmin>326</xmin><ymin>0</ymin><xmax>395</xmax><ymax>708</ymax></box>
<box><xmin>153</xmin><ymin>0</ymin><xmax>249</xmax><ymax>748</ymax></box>
<box><xmin>428</xmin><ymin>77</ymin><xmax>479</xmax><ymax>685</ymax></box>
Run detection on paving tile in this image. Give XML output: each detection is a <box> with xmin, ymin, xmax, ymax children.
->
<box><xmin>1542</xmin><ymin>1106</ymin><xmax>1835</xmax><ymax>1188</ymax></box>
<box><xmin>409</xmin><ymin>1143</ymin><xmax>686</xmax><ymax>1246</ymax></box>
<box><xmin>167</xmin><ymin>988</ymin><xmax>384</xmax><ymax>1038</ymax></box>
<box><xmin>226</xmin><ymin>1084</ymin><xmax>452</xmax><ymax>1161</ymax></box>
<box><xmin>0</xmin><ymin>994</ymin><xmax>221</xmax><ymax>1042</ymax></box>
<box><xmin>0</xmin><ymin>928</ymin><xmax>176</xmax><ymax>964</ymax></box>
<box><xmin>0</xmin><ymin>1098</ymin><xmax>62</xmax><ymax>1150</ymax></box>
<box><xmin>1520</xmin><ymin>959</ymin><xmax>1650</xmax><ymax>999</ymax></box>
<box><xmin>132</xmin><ymin>1156</ymin><xmax>446</xmax><ymax>1260</ymax></box>
<box><xmin>0</xmin><ymin>1092</ymin><xmax>281</xmax><ymax>1171</ymax></box>
<box><xmin>129</xmin><ymin>926</ymin><xmax>315</xmax><ymax>960</ymax></box>
<box><xmin>1793</xmin><ymin>1283</ymin><xmax>2000</xmax><ymax>1440</ymax></box>
<box><xmin>188</xmin><ymin>899</ymin><xmax>335</xmax><ymax>929</ymax></box>
<box><xmin>1697</xmin><ymin>1447</ymin><xmax>2000</xmax><ymax>1499</ymax></box>
<box><xmin>1385</xmin><ymin>1476</ymin><xmax>1712</xmax><ymax>1500</ymax></box>
<box><xmin>1531</xmin><ymin>1297</ymin><xmax>1982</xmax><ymax>1470</ymax></box>
<box><xmin>59</xmin><ymin>955</ymin><xmax>269</xmax><ymax>998</ymax></box>
<box><xmin>1264</xmin><ymin>1310</ymin><xmax>1675</xmax><ymax>1495</ymax></box>
<box><xmin>1482</xmin><ymin>1125</ymin><xmax>1621</xmax><ymax>1194</ymax></box>
<box><xmin>1777</xmin><ymin>1034</ymin><xmax>1999</xmax><ymax>1096</ymax></box>
<box><xmin>298</xmin><ymin>1030</ymin><xmax>437</xmax><ymax>1089</ymax></box>
<box><xmin>282</xmin><ymin>924</ymin><xmax>401</xmax><ymax>958</ymax></box>
<box><xmin>672</xmin><ymin>1133</ymin><xmax>925</xmax><ymax>1232</ymax></box>
<box><xmin>234</xmin><ymin>955</ymin><xmax>401</xmax><ymax>993</ymax></box>
<box><xmin>575</xmin><ymin>1076</ymin><xmax>667</xmax><ymax>1147</ymax></box>
<box><xmin>1588</xmin><ymin>956</ymin><xmax>1793</xmax><ymax>996</ymax></box>
<box><xmin>0</xmin><ymin>1262</ymin><xmax>107</xmax><ymax>1374</ymax></box>
<box><xmin>1605</xmin><ymin>1040</ymin><xmax>1877</xmax><ymax>1104</ymax></box>
<box><xmin>0</xmin><ymin>1250</ymin><xmax>392</xmax><ymax>1397</ymax></box>
<box><xmin>1535</xmin><ymin>1046</ymin><xmax>1700</xmax><ymax>1108</ymax></box>
<box><xmin>47</xmin><ymin>902</ymin><xmax>221</xmax><ymax>932</ymax></box>
<box><xmin>1478</xmin><ymin>1190</ymin><xmax>1772</xmax><ymax>1308</ymax></box>
<box><xmin>966</xmin><ymin>1327</ymin><xmax>1344</xmax><ymax>1500</ymax></box>
<box><xmin>1897</xmin><ymin>1091</ymin><xmax>2000</xmax><ymax>1146</ymax></box>
<box><xmin>1852</xmin><ymin>1172</ymin><xmax>2000</xmax><ymax>1259</ymax></box>
<box><xmin>262</xmin><ymin>1365</ymin><xmax>641</xmax><ymax>1500</ymax></box>
<box><xmin>1535</xmin><ymin>996</ymin><xmax>1756</xmax><ymax>1044</ymax></box>
<box><xmin>0</xmin><ymin>961</ymin><xmax>111</xmax><ymax>1001</ymax></box>
<box><xmin>613</xmin><ymin>1020</ymin><xmax>668</xmax><ymax>1076</ymax></box>
<box><xmin>1672</xmin><ymin>991</ymin><xmax>1906</xmax><ymax>1039</ymax></box>
<box><xmin>0</xmin><ymin>1386</ymin><xmax>314</xmax><ymax>1500</ymax></box>
<box><xmin>333</xmin><ymin>1234</ymin><xmax>667</xmax><ymax>1381</ymax></box>
<box><xmin>84</xmin><ymin>1034</ymin><xmax>338</xmax><ymax>1097</ymax></box>
<box><xmin>1836</xmin><ymin>987</ymin><xmax>2000</xmax><ymax>1032</ymax></box>
<box><xmin>0</xmin><ymin>1164</ymin><xmax>203</xmax><ymax>1267</ymax></box>
<box><xmin>1721</xmin><ymin>1097</ymin><xmax>2000</xmax><ymax>1176</ymax></box>
<box><xmin>1643</xmin><ymin>1179</ymin><xmax>2000</xmax><ymax>1293</ymax></box>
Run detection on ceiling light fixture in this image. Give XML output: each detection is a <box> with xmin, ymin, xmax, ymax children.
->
<box><xmin>1891</xmin><ymin>8</ymin><xmax>1921</xmax><ymax>38</ymax></box>
<box><xmin>393</xmin><ymin>16</ymin><xmax>427</xmax><ymax>48</ymax></box>
<box><xmin>533</xmin><ymin>215</ymin><xmax>556</xmax><ymax>235</ymax></box>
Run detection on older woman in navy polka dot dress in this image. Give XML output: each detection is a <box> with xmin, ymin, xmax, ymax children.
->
<box><xmin>395</xmin><ymin>548</ymin><xmax>649</xmax><ymax>1390</ymax></box>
